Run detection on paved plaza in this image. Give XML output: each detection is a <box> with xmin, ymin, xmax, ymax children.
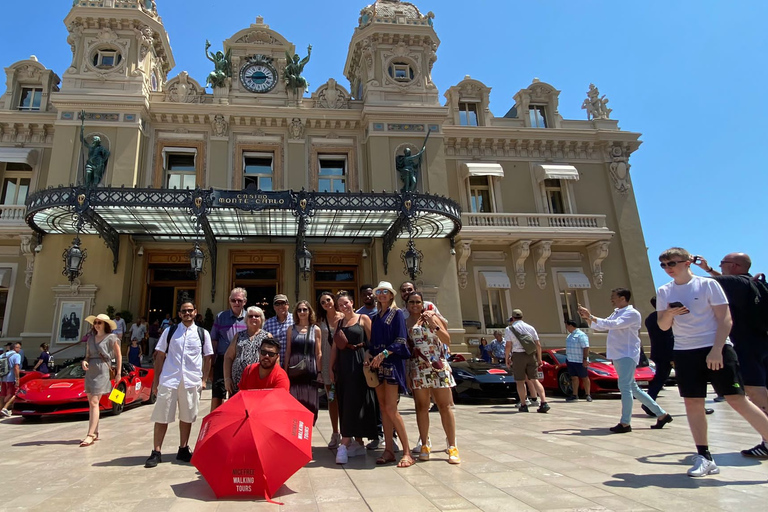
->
<box><xmin>2</xmin><ymin>388</ymin><xmax>768</xmax><ymax>512</ymax></box>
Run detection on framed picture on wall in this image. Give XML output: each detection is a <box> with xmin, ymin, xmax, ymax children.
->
<box><xmin>56</xmin><ymin>300</ymin><xmax>85</xmax><ymax>344</ymax></box>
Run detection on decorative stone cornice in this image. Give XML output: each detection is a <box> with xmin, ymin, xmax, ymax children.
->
<box><xmin>510</xmin><ymin>240</ymin><xmax>531</xmax><ymax>289</ymax></box>
<box><xmin>532</xmin><ymin>240</ymin><xmax>552</xmax><ymax>289</ymax></box>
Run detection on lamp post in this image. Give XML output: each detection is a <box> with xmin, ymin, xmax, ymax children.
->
<box><xmin>62</xmin><ymin>236</ymin><xmax>87</xmax><ymax>282</ymax></box>
<box><xmin>189</xmin><ymin>242</ymin><xmax>205</xmax><ymax>279</ymax></box>
<box><xmin>401</xmin><ymin>239</ymin><xmax>422</xmax><ymax>280</ymax></box>
<box><xmin>298</xmin><ymin>243</ymin><xmax>312</xmax><ymax>280</ymax></box>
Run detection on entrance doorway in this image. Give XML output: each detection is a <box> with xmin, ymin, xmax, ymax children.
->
<box><xmin>144</xmin><ymin>257</ymin><xmax>198</xmax><ymax>325</ymax></box>
<box><xmin>232</xmin><ymin>265</ymin><xmax>279</xmax><ymax>318</ymax></box>
<box><xmin>313</xmin><ymin>266</ymin><xmax>358</xmax><ymax>306</ymax></box>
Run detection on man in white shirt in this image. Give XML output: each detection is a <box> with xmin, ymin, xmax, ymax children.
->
<box><xmin>579</xmin><ymin>289</ymin><xmax>671</xmax><ymax>434</ymax></box>
<box><xmin>399</xmin><ymin>281</ymin><xmax>446</xmax><ymax>322</ymax></box>
<box><xmin>504</xmin><ymin>309</ymin><xmax>550</xmax><ymax>413</ymax></box>
<box><xmin>656</xmin><ymin>247</ymin><xmax>768</xmax><ymax>477</ymax></box>
<box><xmin>145</xmin><ymin>300</ymin><xmax>213</xmax><ymax>469</ymax></box>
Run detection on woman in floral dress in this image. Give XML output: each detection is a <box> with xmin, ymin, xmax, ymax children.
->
<box><xmin>224</xmin><ymin>306</ymin><xmax>272</xmax><ymax>395</ymax></box>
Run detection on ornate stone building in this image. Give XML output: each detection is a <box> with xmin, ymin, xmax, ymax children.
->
<box><xmin>0</xmin><ymin>0</ymin><xmax>653</xmax><ymax>357</ymax></box>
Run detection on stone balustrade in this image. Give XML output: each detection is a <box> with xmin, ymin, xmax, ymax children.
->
<box><xmin>0</xmin><ymin>205</ymin><xmax>27</xmax><ymax>224</ymax></box>
<box><xmin>463</xmin><ymin>212</ymin><xmax>607</xmax><ymax>229</ymax></box>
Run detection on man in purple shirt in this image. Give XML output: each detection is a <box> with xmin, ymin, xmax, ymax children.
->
<box><xmin>209</xmin><ymin>287</ymin><xmax>247</xmax><ymax>412</ymax></box>
<box><xmin>264</xmin><ymin>294</ymin><xmax>293</xmax><ymax>368</ymax></box>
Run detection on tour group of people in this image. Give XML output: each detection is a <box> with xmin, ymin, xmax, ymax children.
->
<box><xmin>52</xmin><ymin>246</ymin><xmax>768</xmax><ymax>479</ymax></box>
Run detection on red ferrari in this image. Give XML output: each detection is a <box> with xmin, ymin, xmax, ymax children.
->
<box><xmin>540</xmin><ymin>349</ymin><xmax>655</xmax><ymax>396</ymax></box>
<box><xmin>13</xmin><ymin>361</ymin><xmax>155</xmax><ymax>418</ymax></box>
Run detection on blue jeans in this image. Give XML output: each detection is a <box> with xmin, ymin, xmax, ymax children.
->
<box><xmin>614</xmin><ymin>357</ymin><xmax>665</xmax><ymax>425</ymax></box>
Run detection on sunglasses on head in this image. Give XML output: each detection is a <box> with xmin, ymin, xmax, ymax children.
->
<box><xmin>259</xmin><ymin>349</ymin><xmax>278</xmax><ymax>357</ymax></box>
<box><xmin>659</xmin><ymin>260</ymin><xmax>688</xmax><ymax>269</ymax></box>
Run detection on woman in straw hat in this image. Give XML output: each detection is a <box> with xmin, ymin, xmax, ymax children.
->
<box><xmin>368</xmin><ymin>281</ymin><xmax>413</xmax><ymax>467</ymax></box>
<box><xmin>80</xmin><ymin>313</ymin><xmax>122</xmax><ymax>447</ymax></box>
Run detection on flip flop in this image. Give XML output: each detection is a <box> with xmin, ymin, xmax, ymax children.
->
<box><xmin>376</xmin><ymin>450</ymin><xmax>395</xmax><ymax>465</ymax></box>
<box><xmin>397</xmin><ymin>455</ymin><xmax>415</xmax><ymax>468</ymax></box>
<box><xmin>79</xmin><ymin>434</ymin><xmax>96</xmax><ymax>447</ymax></box>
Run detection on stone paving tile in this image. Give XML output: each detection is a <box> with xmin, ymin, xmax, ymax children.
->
<box><xmin>3</xmin><ymin>389</ymin><xmax>768</xmax><ymax>511</ymax></box>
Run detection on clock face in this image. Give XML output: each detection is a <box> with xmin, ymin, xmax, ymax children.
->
<box><xmin>240</xmin><ymin>63</ymin><xmax>277</xmax><ymax>93</ymax></box>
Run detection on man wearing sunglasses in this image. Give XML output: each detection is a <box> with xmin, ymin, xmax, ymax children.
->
<box><xmin>238</xmin><ymin>338</ymin><xmax>289</xmax><ymax>391</ymax></box>
<box><xmin>657</xmin><ymin>247</ymin><xmax>768</xmax><ymax>476</ymax></box>
<box><xmin>209</xmin><ymin>288</ymin><xmax>248</xmax><ymax>412</ymax></box>
<box><xmin>691</xmin><ymin>252</ymin><xmax>768</xmax><ymax>458</ymax></box>
<box><xmin>146</xmin><ymin>300</ymin><xmax>213</xmax><ymax>468</ymax></box>
<box><xmin>399</xmin><ymin>281</ymin><xmax>446</xmax><ymax>322</ymax></box>
<box><xmin>264</xmin><ymin>294</ymin><xmax>293</xmax><ymax>368</ymax></box>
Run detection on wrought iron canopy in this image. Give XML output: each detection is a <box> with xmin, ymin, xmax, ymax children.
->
<box><xmin>26</xmin><ymin>186</ymin><xmax>462</xmax><ymax>297</ymax></box>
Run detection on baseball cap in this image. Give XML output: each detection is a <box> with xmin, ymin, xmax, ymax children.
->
<box><xmin>273</xmin><ymin>294</ymin><xmax>289</xmax><ymax>304</ymax></box>
<box><xmin>509</xmin><ymin>309</ymin><xmax>523</xmax><ymax>320</ymax></box>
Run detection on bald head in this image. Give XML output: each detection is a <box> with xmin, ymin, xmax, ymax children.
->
<box><xmin>721</xmin><ymin>252</ymin><xmax>752</xmax><ymax>275</ymax></box>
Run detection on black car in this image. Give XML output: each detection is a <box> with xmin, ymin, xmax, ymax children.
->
<box><xmin>450</xmin><ymin>357</ymin><xmax>518</xmax><ymax>401</ymax></box>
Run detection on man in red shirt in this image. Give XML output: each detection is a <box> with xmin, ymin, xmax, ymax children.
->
<box><xmin>239</xmin><ymin>338</ymin><xmax>289</xmax><ymax>391</ymax></box>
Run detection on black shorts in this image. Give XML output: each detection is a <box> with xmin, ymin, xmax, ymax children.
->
<box><xmin>566</xmin><ymin>360</ymin><xmax>588</xmax><ymax>378</ymax></box>
<box><xmin>673</xmin><ymin>345</ymin><xmax>745</xmax><ymax>398</ymax></box>
<box><xmin>211</xmin><ymin>356</ymin><xmax>228</xmax><ymax>400</ymax></box>
<box><xmin>733</xmin><ymin>344</ymin><xmax>768</xmax><ymax>388</ymax></box>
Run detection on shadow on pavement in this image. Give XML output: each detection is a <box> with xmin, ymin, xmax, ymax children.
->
<box><xmin>13</xmin><ymin>439</ymin><xmax>81</xmax><ymax>447</ymax></box>
<box><xmin>170</xmin><ymin>477</ymin><xmax>297</xmax><ymax>502</ymax></box>
<box><xmin>605</xmin><ymin>472</ymin><xmax>767</xmax><ymax>489</ymax></box>
<box><xmin>92</xmin><ymin>455</ymin><xmax>151</xmax><ymax>467</ymax></box>
<box><xmin>541</xmin><ymin>427</ymin><xmax>613</xmax><ymax>436</ymax></box>
<box><xmin>636</xmin><ymin>451</ymin><xmax>763</xmax><ymax>468</ymax></box>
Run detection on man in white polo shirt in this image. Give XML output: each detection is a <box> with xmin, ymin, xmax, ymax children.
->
<box><xmin>145</xmin><ymin>300</ymin><xmax>213</xmax><ymax>468</ymax></box>
<box><xmin>504</xmin><ymin>309</ymin><xmax>550</xmax><ymax>413</ymax></box>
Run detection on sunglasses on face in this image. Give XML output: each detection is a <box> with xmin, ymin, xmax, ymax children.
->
<box><xmin>297</xmin><ymin>308</ymin><xmax>309</xmax><ymax>313</ymax></box>
<box><xmin>230</xmin><ymin>298</ymin><xmax>245</xmax><ymax>303</ymax></box>
<box><xmin>93</xmin><ymin>321</ymin><xmax>103</xmax><ymax>325</ymax></box>
<box><xmin>274</xmin><ymin>301</ymin><xmax>288</xmax><ymax>306</ymax></box>
<box><xmin>247</xmin><ymin>314</ymin><xmax>260</xmax><ymax>319</ymax></box>
<box><xmin>320</xmin><ymin>298</ymin><xmax>333</xmax><ymax>305</ymax></box>
<box><xmin>401</xmin><ymin>288</ymin><xmax>414</xmax><ymax>294</ymax></box>
<box><xmin>375</xmin><ymin>290</ymin><xmax>390</xmax><ymax>295</ymax></box>
<box><xmin>260</xmin><ymin>349</ymin><xmax>278</xmax><ymax>358</ymax></box>
<box><xmin>720</xmin><ymin>260</ymin><xmax>735</xmax><ymax>266</ymax></box>
<box><xmin>180</xmin><ymin>309</ymin><xmax>195</xmax><ymax>314</ymax></box>
<box><xmin>659</xmin><ymin>260</ymin><xmax>688</xmax><ymax>269</ymax></box>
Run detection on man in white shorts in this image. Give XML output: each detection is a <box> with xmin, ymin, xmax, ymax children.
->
<box><xmin>145</xmin><ymin>300</ymin><xmax>213</xmax><ymax>468</ymax></box>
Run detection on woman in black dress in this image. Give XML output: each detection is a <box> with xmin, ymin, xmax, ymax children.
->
<box><xmin>285</xmin><ymin>301</ymin><xmax>322</xmax><ymax>423</ymax></box>
<box><xmin>330</xmin><ymin>291</ymin><xmax>377</xmax><ymax>464</ymax></box>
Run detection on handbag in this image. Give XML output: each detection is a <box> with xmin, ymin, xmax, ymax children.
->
<box><xmin>90</xmin><ymin>334</ymin><xmax>118</xmax><ymax>380</ymax></box>
<box><xmin>333</xmin><ymin>319</ymin><xmax>349</xmax><ymax>350</ymax></box>
<box><xmin>364</xmin><ymin>365</ymin><xmax>380</xmax><ymax>388</ymax></box>
<box><xmin>287</xmin><ymin>326</ymin><xmax>312</xmax><ymax>379</ymax></box>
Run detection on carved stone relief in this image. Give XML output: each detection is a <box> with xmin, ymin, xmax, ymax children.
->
<box><xmin>211</xmin><ymin>114</ymin><xmax>229</xmax><ymax>137</ymax></box>
<box><xmin>19</xmin><ymin>235</ymin><xmax>35</xmax><ymax>289</ymax></box>
<box><xmin>532</xmin><ymin>241</ymin><xmax>552</xmax><ymax>289</ymax></box>
<box><xmin>313</xmin><ymin>78</ymin><xmax>349</xmax><ymax>109</ymax></box>
<box><xmin>510</xmin><ymin>240</ymin><xmax>531</xmax><ymax>289</ymax></box>
<box><xmin>587</xmin><ymin>241</ymin><xmax>610</xmax><ymax>289</ymax></box>
<box><xmin>288</xmin><ymin>118</ymin><xmax>304</xmax><ymax>140</ymax></box>
<box><xmin>456</xmin><ymin>240</ymin><xmax>472</xmax><ymax>289</ymax></box>
<box><xmin>608</xmin><ymin>146</ymin><xmax>631</xmax><ymax>195</ymax></box>
<box><xmin>165</xmin><ymin>71</ymin><xmax>202</xmax><ymax>103</ymax></box>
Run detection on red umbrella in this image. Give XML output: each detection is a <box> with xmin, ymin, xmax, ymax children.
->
<box><xmin>191</xmin><ymin>388</ymin><xmax>313</xmax><ymax>501</ymax></box>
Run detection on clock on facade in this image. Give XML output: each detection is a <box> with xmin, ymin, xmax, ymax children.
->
<box><xmin>239</xmin><ymin>55</ymin><xmax>278</xmax><ymax>93</ymax></box>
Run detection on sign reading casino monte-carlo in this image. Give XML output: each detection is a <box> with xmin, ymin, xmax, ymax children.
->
<box><xmin>211</xmin><ymin>190</ymin><xmax>292</xmax><ymax>209</ymax></box>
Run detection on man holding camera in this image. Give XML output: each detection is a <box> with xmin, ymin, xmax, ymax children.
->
<box><xmin>657</xmin><ymin>247</ymin><xmax>768</xmax><ymax>476</ymax></box>
<box><xmin>692</xmin><ymin>252</ymin><xmax>768</xmax><ymax>458</ymax></box>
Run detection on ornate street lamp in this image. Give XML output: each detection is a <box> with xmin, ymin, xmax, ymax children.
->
<box><xmin>298</xmin><ymin>243</ymin><xmax>312</xmax><ymax>280</ymax></box>
<box><xmin>189</xmin><ymin>242</ymin><xmax>205</xmax><ymax>279</ymax></box>
<box><xmin>62</xmin><ymin>236</ymin><xmax>87</xmax><ymax>283</ymax></box>
<box><xmin>401</xmin><ymin>239</ymin><xmax>423</xmax><ymax>280</ymax></box>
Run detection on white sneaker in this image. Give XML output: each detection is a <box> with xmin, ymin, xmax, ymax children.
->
<box><xmin>366</xmin><ymin>436</ymin><xmax>383</xmax><ymax>450</ymax></box>
<box><xmin>412</xmin><ymin>437</ymin><xmax>431</xmax><ymax>454</ymax></box>
<box><xmin>348</xmin><ymin>443</ymin><xmax>366</xmax><ymax>457</ymax></box>
<box><xmin>0</xmin><ymin>409</ymin><xmax>10</xmax><ymax>417</ymax></box>
<box><xmin>687</xmin><ymin>455</ymin><xmax>720</xmax><ymax>477</ymax></box>
<box><xmin>445</xmin><ymin>437</ymin><xmax>451</xmax><ymax>454</ymax></box>
<box><xmin>327</xmin><ymin>432</ymin><xmax>341</xmax><ymax>450</ymax></box>
<box><xmin>392</xmin><ymin>439</ymin><xmax>400</xmax><ymax>453</ymax></box>
<box><xmin>335</xmin><ymin>444</ymin><xmax>348</xmax><ymax>464</ymax></box>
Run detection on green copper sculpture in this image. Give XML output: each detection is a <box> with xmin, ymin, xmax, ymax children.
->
<box><xmin>79</xmin><ymin>111</ymin><xmax>110</xmax><ymax>188</ymax></box>
<box><xmin>284</xmin><ymin>45</ymin><xmax>312</xmax><ymax>91</ymax></box>
<box><xmin>204</xmin><ymin>40</ymin><xmax>232</xmax><ymax>89</ymax></box>
<box><xmin>396</xmin><ymin>129</ymin><xmax>431</xmax><ymax>193</ymax></box>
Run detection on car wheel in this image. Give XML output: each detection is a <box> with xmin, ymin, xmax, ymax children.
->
<box><xmin>557</xmin><ymin>371</ymin><xmax>572</xmax><ymax>396</ymax></box>
<box><xmin>111</xmin><ymin>383</ymin><xmax>126</xmax><ymax>415</ymax></box>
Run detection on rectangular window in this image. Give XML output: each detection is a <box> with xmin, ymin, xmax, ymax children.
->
<box><xmin>1</xmin><ymin>177</ymin><xmax>31</xmax><ymax>205</ymax></box>
<box><xmin>243</xmin><ymin>153</ymin><xmax>273</xmax><ymax>191</ymax></box>
<box><xmin>93</xmin><ymin>50</ymin><xmax>121</xmax><ymax>68</ymax></box>
<box><xmin>529</xmin><ymin>105</ymin><xmax>548</xmax><ymax>128</ymax></box>
<box><xmin>458</xmin><ymin>102</ymin><xmax>479</xmax><ymax>126</ymax></box>
<box><xmin>18</xmin><ymin>88</ymin><xmax>43</xmax><ymax>111</ymax></box>
<box><xmin>560</xmin><ymin>288</ymin><xmax>588</xmax><ymax>328</ymax></box>
<box><xmin>544</xmin><ymin>179</ymin><xmax>566</xmax><ymax>214</ymax></box>
<box><xmin>482</xmin><ymin>288</ymin><xmax>506</xmax><ymax>327</ymax></box>
<box><xmin>468</xmin><ymin>176</ymin><xmax>492</xmax><ymax>213</ymax></box>
<box><xmin>165</xmin><ymin>153</ymin><xmax>196</xmax><ymax>190</ymax></box>
<box><xmin>318</xmin><ymin>157</ymin><xmax>346</xmax><ymax>193</ymax></box>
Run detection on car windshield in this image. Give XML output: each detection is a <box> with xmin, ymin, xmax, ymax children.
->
<box><xmin>54</xmin><ymin>363</ymin><xmax>87</xmax><ymax>379</ymax></box>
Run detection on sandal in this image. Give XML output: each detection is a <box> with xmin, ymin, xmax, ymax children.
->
<box><xmin>397</xmin><ymin>455</ymin><xmax>415</xmax><ymax>468</ymax></box>
<box><xmin>79</xmin><ymin>434</ymin><xmax>96</xmax><ymax>447</ymax></box>
<box><xmin>93</xmin><ymin>431</ymin><xmax>100</xmax><ymax>441</ymax></box>
<box><xmin>376</xmin><ymin>450</ymin><xmax>396</xmax><ymax>465</ymax></box>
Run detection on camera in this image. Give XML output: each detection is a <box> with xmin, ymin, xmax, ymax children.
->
<box><xmin>692</xmin><ymin>256</ymin><xmax>702</xmax><ymax>264</ymax></box>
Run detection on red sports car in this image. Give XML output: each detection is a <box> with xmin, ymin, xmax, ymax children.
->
<box><xmin>13</xmin><ymin>361</ymin><xmax>155</xmax><ymax>418</ymax></box>
<box><xmin>540</xmin><ymin>349</ymin><xmax>655</xmax><ymax>396</ymax></box>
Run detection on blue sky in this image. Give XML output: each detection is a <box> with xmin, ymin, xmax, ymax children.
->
<box><xmin>1</xmin><ymin>1</ymin><xmax>765</xmax><ymax>287</ymax></box>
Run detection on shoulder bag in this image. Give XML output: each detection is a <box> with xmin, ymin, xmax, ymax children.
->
<box><xmin>287</xmin><ymin>326</ymin><xmax>312</xmax><ymax>378</ymax></box>
<box><xmin>510</xmin><ymin>325</ymin><xmax>537</xmax><ymax>356</ymax></box>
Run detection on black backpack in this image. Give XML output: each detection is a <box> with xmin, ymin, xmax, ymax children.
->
<box><xmin>163</xmin><ymin>324</ymin><xmax>207</xmax><ymax>360</ymax></box>
<box><xmin>742</xmin><ymin>274</ymin><xmax>768</xmax><ymax>336</ymax></box>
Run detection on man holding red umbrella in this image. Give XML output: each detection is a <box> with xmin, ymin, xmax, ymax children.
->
<box><xmin>145</xmin><ymin>300</ymin><xmax>213</xmax><ymax>468</ymax></box>
<box><xmin>239</xmin><ymin>338</ymin><xmax>289</xmax><ymax>391</ymax></box>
